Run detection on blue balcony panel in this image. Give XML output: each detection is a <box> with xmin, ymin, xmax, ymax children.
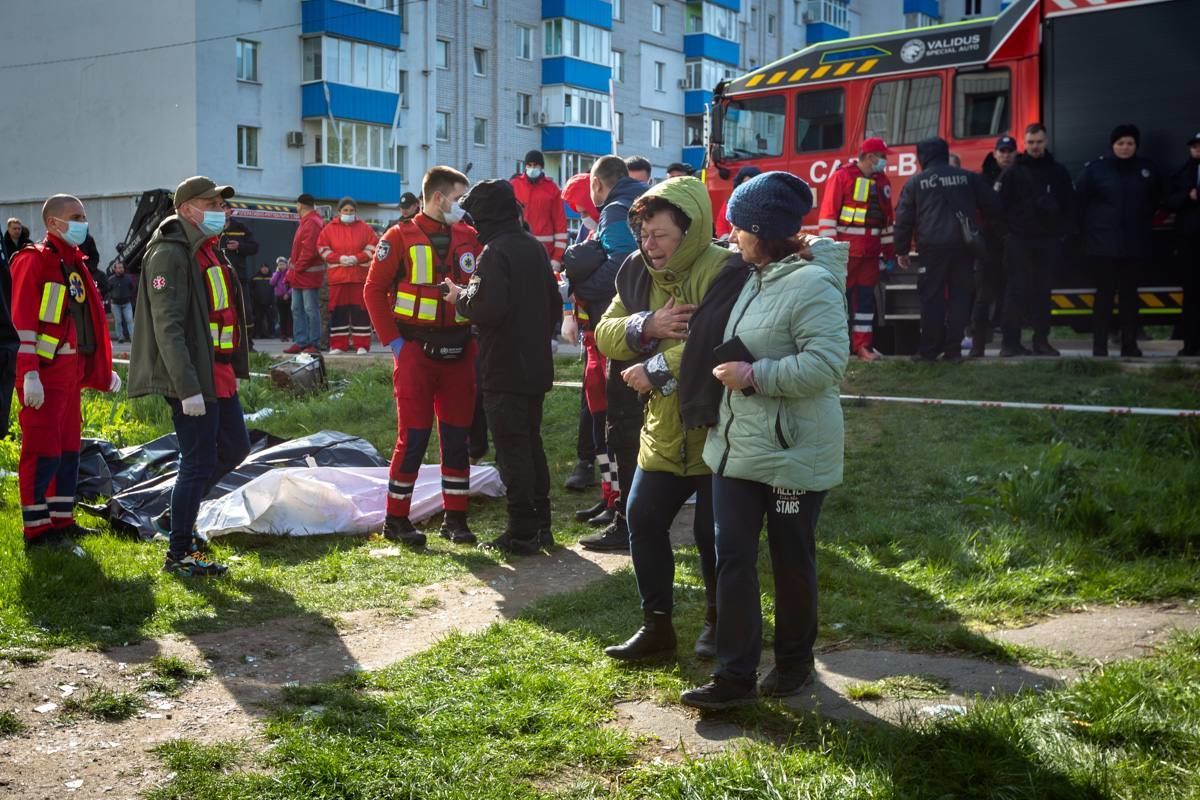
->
<box><xmin>303</xmin><ymin>165</ymin><xmax>400</xmax><ymax>205</ymax></box>
<box><xmin>541</xmin><ymin>0</ymin><xmax>613</xmax><ymax>29</ymax></box>
<box><xmin>303</xmin><ymin>82</ymin><xmax>399</xmax><ymax>126</ymax></box>
<box><xmin>806</xmin><ymin>22</ymin><xmax>849</xmax><ymax>44</ymax></box>
<box><xmin>682</xmin><ymin>146</ymin><xmax>706</xmax><ymax>171</ymax></box>
<box><xmin>708</xmin><ymin>0</ymin><xmax>741</xmax><ymax>11</ymax></box>
<box><xmin>903</xmin><ymin>0</ymin><xmax>940</xmax><ymax>17</ymax></box>
<box><xmin>683</xmin><ymin>34</ymin><xmax>739</xmax><ymax>66</ymax></box>
<box><xmin>302</xmin><ymin>0</ymin><xmax>402</xmax><ymax>49</ymax></box>
<box><xmin>685</xmin><ymin>89</ymin><xmax>713</xmax><ymax>116</ymax></box>
<box><xmin>542</xmin><ymin>126</ymin><xmax>612</xmax><ymax>156</ymax></box>
<box><xmin>541</xmin><ymin>57</ymin><xmax>612</xmax><ymax>93</ymax></box>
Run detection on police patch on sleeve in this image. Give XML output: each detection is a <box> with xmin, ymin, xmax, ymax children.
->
<box><xmin>459</xmin><ymin>252</ymin><xmax>476</xmax><ymax>274</ymax></box>
<box><xmin>375</xmin><ymin>240</ymin><xmax>390</xmax><ymax>261</ymax></box>
<box><xmin>463</xmin><ymin>277</ymin><xmax>481</xmax><ymax>299</ymax></box>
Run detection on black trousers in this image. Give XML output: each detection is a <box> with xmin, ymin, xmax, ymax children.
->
<box><xmin>917</xmin><ymin>247</ymin><xmax>975</xmax><ymax>358</ymax></box>
<box><xmin>254</xmin><ymin>301</ymin><xmax>276</xmax><ymax>339</ymax></box>
<box><xmin>483</xmin><ymin>391</ymin><xmax>550</xmax><ymax>535</ymax></box>
<box><xmin>576</xmin><ymin>390</ymin><xmax>597</xmax><ymax>463</ymax></box>
<box><xmin>1178</xmin><ymin>242</ymin><xmax>1200</xmax><ymax>353</ymax></box>
<box><xmin>468</xmin><ymin>355</ymin><xmax>489</xmax><ymax>460</ymax></box>
<box><xmin>0</xmin><ymin>345</ymin><xmax>15</xmax><ymax>439</ymax></box>
<box><xmin>971</xmin><ymin>246</ymin><xmax>1005</xmax><ymax>340</ymax></box>
<box><xmin>1002</xmin><ymin>236</ymin><xmax>1058</xmax><ymax>346</ymax></box>
<box><xmin>1091</xmin><ymin>257</ymin><xmax>1142</xmax><ymax>355</ymax></box>
<box><xmin>605</xmin><ymin>366</ymin><xmax>643</xmax><ymax>517</ymax></box>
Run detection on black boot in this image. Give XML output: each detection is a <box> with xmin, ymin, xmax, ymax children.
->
<box><xmin>383</xmin><ymin>515</ymin><xmax>425</xmax><ymax>548</ymax></box>
<box><xmin>680</xmin><ymin>674</ymin><xmax>758</xmax><ymax>711</ymax></box>
<box><xmin>587</xmin><ymin>507</ymin><xmax>617</xmax><ymax>527</ymax></box>
<box><xmin>563</xmin><ymin>459</ymin><xmax>596</xmax><ymax>491</ymax></box>
<box><xmin>579</xmin><ymin>515</ymin><xmax>630</xmax><ymax>552</ymax></box>
<box><xmin>694</xmin><ymin>606</ymin><xmax>717</xmax><ymax>659</ymax></box>
<box><xmin>574</xmin><ymin>498</ymin><xmax>607</xmax><ymax>522</ymax></box>
<box><xmin>604</xmin><ymin>611</ymin><xmax>677</xmax><ymax>661</ymax></box>
<box><xmin>1031</xmin><ymin>337</ymin><xmax>1060</xmax><ymax>357</ymax></box>
<box><xmin>481</xmin><ymin>529</ymin><xmax>540</xmax><ymax>556</ymax></box>
<box><xmin>439</xmin><ymin>510</ymin><xmax>477</xmax><ymax>545</ymax></box>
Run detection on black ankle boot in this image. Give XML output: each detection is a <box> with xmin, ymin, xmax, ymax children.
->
<box><xmin>605</xmin><ymin>612</ymin><xmax>677</xmax><ymax>661</ymax></box>
<box><xmin>439</xmin><ymin>510</ymin><xmax>476</xmax><ymax>545</ymax></box>
<box><xmin>574</xmin><ymin>498</ymin><xmax>607</xmax><ymax>522</ymax></box>
<box><xmin>694</xmin><ymin>606</ymin><xmax>717</xmax><ymax>659</ymax></box>
<box><xmin>383</xmin><ymin>515</ymin><xmax>425</xmax><ymax>547</ymax></box>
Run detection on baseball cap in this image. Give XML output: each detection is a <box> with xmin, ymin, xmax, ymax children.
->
<box><xmin>861</xmin><ymin>137</ymin><xmax>890</xmax><ymax>156</ymax></box>
<box><xmin>995</xmin><ymin>135</ymin><xmax>1017</xmax><ymax>152</ymax></box>
<box><xmin>399</xmin><ymin>191</ymin><xmax>420</xmax><ymax>208</ymax></box>
<box><xmin>174</xmin><ymin>176</ymin><xmax>234</xmax><ymax>207</ymax></box>
<box><xmin>296</xmin><ymin>193</ymin><xmax>317</xmax><ymax>206</ymax></box>
<box><xmin>1188</xmin><ymin>132</ymin><xmax>1200</xmax><ymax>146</ymax></box>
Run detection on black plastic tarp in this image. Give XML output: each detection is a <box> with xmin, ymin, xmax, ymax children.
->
<box><xmin>78</xmin><ymin>430</ymin><xmax>387</xmax><ymax>539</ymax></box>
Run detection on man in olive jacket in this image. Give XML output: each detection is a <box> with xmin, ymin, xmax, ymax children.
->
<box><xmin>128</xmin><ymin>176</ymin><xmax>251</xmax><ymax>578</ymax></box>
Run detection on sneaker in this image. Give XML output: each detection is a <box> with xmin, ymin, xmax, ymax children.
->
<box><xmin>302</xmin><ymin>346</ymin><xmax>320</xmax><ymax>355</ymax></box>
<box><xmin>758</xmin><ymin>663</ymin><xmax>814</xmax><ymax>698</ymax></box>
<box><xmin>356</xmin><ymin>347</ymin><xmax>369</xmax><ymax>355</ymax></box>
<box><xmin>283</xmin><ymin>343</ymin><xmax>303</xmax><ymax>355</ymax></box>
<box><xmin>383</xmin><ymin>515</ymin><xmax>426</xmax><ymax>548</ymax></box>
<box><xmin>563</xmin><ymin>460</ymin><xmax>596</xmax><ymax>491</ymax></box>
<box><xmin>439</xmin><ymin>511</ymin><xmax>477</xmax><ymax>545</ymax></box>
<box><xmin>163</xmin><ymin>551</ymin><xmax>228</xmax><ymax>577</ymax></box>
<box><xmin>480</xmin><ymin>531</ymin><xmax>540</xmax><ymax>556</ymax></box>
<box><xmin>24</xmin><ymin>530</ymin><xmax>85</xmax><ymax>557</ymax></box>
<box><xmin>579</xmin><ymin>517</ymin><xmax>630</xmax><ymax>552</ymax></box>
<box><xmin>681</xmin><ymin>674</ymin><xmax>758</xmax><ymax>711</ymax></box>
<box><xmin>855</xmin><ymin>346</ymin><xmax>881</xmax><ymax>362</ymax></box>
<box><xmin>329</xmin><ymin>348</ymin><xmax>345</xmax><ymax>355</ymax></box>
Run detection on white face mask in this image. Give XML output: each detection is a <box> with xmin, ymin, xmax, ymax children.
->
<box><xmin>444</xmin><ymin>200</ymin><xmax>466</xmax><ymax>224</ymax></box>
<box><xmin>340</xmin><ymin>213</ymin><xmax>356</xmax><ymax>224</ymax></box>
<box><xmin>525</xmin><ymin>167</ymin><xmax>543</xmax><ymax>180</ymax></box>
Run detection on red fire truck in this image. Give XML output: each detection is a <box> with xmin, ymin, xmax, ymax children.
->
<box><xmin>706</xmin><ymin>0</ymin><xmax>1200</xmax><ymax>353</ymax></box>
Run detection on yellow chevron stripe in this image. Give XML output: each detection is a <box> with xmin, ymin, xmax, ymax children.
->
<box><xmin>1051</xmin><ymin>295</ymin><xmax>1075</xmax><ymax>309</ymax></box>
<box><xmin>811</xmin><ymin>65</ymin><xmax>831</xmax><ymax>79</ymax></box>
<box><xmin>857</xmin><ymin>58</ymin><xmax>879</xmax><ymax>73</ymax></box>
<box><xmin>746</xmin><ymin>74</ymin><xmax>765</xmax><ymax>87</ymax></box>
<box><xmin>834</xmin><ymin>62</ymin><xmax>855</xmax><ymax>76</ymax></box>
<box><xmin>1171</xmin><ymin>292</ymin><xmax>1184</xmax><ymax>305</ymax></box>
<box><xmin>767</xmin><ymin>70</ymin><xmax>787</xmax><ymax>85</ymax></box>
<box><xmin>789</xmin><ymin>68</ymin><xmax>809</xmax><ymax>81</ymax></box>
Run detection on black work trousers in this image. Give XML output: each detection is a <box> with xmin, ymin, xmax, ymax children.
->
<box><xmin>917</xmin><ymin>247</ymin><xmax>975</xmax><ymax>358</ymax></box>
<box><xmin>576</xmin><ymin>389</ymin><xmax>596</xmax><ymax>463</ymax></box>
<box><xmin>1091</xmin><ymin>257</ymin><xmax>1142</xmax><ymax>355</ymax></box>
<box><xmin>483</xmin><ymin>391</ymin><xmax>550</xmax><ymax>535</ymax></box>
<box><xmin>971</xmin><ymin>245</ymin><xmax>1005</xmax><ymax>341</ymax></box>
<box><xmin>1002</xmin><ymin>236</ymin><xmax>1058</xmax><ymax>346</ymax></box>
<box><xmin>0</xmin><ymin>345</ymin><xmax>15</xmax><ymax>439</ymax></box>
<box><xmin>605</xmin><ymin>366</ymin><xmax>643</xmax><ymax>517</ymax></box>
<box><xmin>1177</xmin><ymin>242</ymin><xmax>1199</xmax><ymax>354</ymax></box>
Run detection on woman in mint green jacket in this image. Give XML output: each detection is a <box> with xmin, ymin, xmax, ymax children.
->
<box><xmin>681</xmin><ymin>172</ymin><xmax>849</xmax><ymax>711</ymax></box>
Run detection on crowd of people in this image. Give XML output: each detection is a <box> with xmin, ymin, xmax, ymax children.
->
<box><xmin>2</xmin><ymin>121</ymin><xmax>1198</xmax><ymax>708</ymax></box>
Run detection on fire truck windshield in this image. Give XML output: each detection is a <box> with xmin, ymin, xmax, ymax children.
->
<box><xmin>719</xmin><ymin>95</ymin><xmax>786</xmax><ymax>160</ymax></box>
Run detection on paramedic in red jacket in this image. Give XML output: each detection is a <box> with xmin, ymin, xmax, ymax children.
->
<box><xmin>817</xmin><ymin>137</ymin><xmax>896</xmax><ymax>361</ymax></box>
<box><xmin>12</xmin><ymin>194</ymin><xmax>119</xmax><ymax>551</ymax></box>
<box><xmin>364</xmin><ymin>166</ymin><xmax>482</xmax><ymax>548</ymax></box>
<box><xmin>285</xmin><ymin>193</ymin><xmax>325</xmax><ymax>354</ymax></box>
<box><xmin>317</xmin><ymin>196</ymin><xmax>378</xmax><ymax>354</ymax></box>
<box><xmin>510</xmin><ymin>150</ymin><xmax>567</xmax><ymax>271</ymax></box>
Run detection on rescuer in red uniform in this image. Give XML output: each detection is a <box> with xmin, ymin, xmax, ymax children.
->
<box><xmin>817</xmin><ymin>137</ymin><xmax>895</xmax><ymax>361</ymax></box>
<box><xmin>317</xmin><ymin>196</ymin><xmax>378</xmax><ymax>354</ymax></box>
<box><xmin>510</xmin><ymin>150</ymin><xmax>567</xmax><ymax>271</ymax></box>
<box><xmin>364</xmin><ymin>166</ymin><xmax>482</xmax><ymax>548</ymax></box>
<box><xmin>13</xmin><ymin>194</ymin><xmax>118</xmax><ymax>551</ymax></box>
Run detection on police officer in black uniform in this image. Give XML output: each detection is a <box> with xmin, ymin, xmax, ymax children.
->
<box><xmin>894</xmin><ymin>136</ymin><xmax>995</xmax><ymax>362</ymax></box>
<box><xmin>969</xmin><ymin>135</ymin><xmax>1017</xmax><ymax>357</ymax></box>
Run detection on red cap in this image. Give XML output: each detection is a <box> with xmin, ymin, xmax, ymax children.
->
<box><xmin>561</xmin><ymin>172</ymin><xmax>599</xmax><ymax>222</ymax></box>
<box><xmin>861</xmin><ymin>137</ymin><xmax>890</xmax><ymax>156</ymax></box>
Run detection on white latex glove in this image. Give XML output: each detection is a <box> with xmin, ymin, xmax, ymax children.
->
<box><xmin>108</xmin><ymin>371</ymin><xmax>122</xmax><ymax>393</ymax></box>
<box><xmin>22</xmin><ymin>372</ymin><xmax>45</xmax><ymax>409</ymax></box>
<box><xmin>339</xmin><ymin>255</ymin><xmax>357</xmax><ymax>266</ymax></box>
<box><xmin>181</xmin><ymin>393</ymin><xmax>207</xmax><ymax>417</ymax></box>
<box><xmin>561</xmin><ymin>314</ymin><xmax>579</xmax><ymax>344</ymax></box>
<box><xmin>550</xmin><ymin>259</ymin><xmax>562</xmax><ymax>273</ymax></box>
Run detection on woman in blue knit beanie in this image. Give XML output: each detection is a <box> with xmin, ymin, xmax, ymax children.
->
<box><xmin>681</xmin><ymin>171</ymin><xmax>851</xmax><ymax>710</ymax></box>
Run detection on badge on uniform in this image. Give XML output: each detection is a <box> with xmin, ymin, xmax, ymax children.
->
<box><xmin>883</xmin><ymin>184</ymin><xmax>892</xmax><ymax>200</ymax></box>
<box><xmin>68</xmin><ymin>271</ymin><xmax>86</xmax><ymax>304</ymax></box>
<box><xmin>376</xmin><ymin>241</ymin><xmax>390</xmax><ymax>260</ymax></box>
<box><xmin>152</xmin><ymin>275</ymin><xmax>167</xmax><ymax>291</ymax></box>
<box><xmin>1141</xmin><ymin>168</ymin><xmax>1151</xmax><ymax>179</ymax></box>
<box><xmin>459</xmin><ymin>252</ymin><xmax>476</xmax><ymax>274</ymax></box>
<box><xmin>463</xmin><ymin>276</ymin><xmax>481</xmax><ymax>299</ymax></box>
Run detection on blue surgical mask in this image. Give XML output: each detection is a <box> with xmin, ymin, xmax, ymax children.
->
<box><xmin>525</xmin><ymin>167</ymin><xmax>542</xmax><ymax>180</ymax></box>
<box><xmin>56</xmin><ymin>218</ymin><xmax>89</xmax><ymax>247</ymax></box>
<box><xmin>340</xmin><ymin>213</ymin><xmax>356</xmax><ymax>224</ymax></box>
<box><xmin>199</xmin><ymin>210</ymin><xmax>226</xmax><ymax>236</ymax></box>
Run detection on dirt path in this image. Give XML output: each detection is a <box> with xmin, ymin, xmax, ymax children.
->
<box><xmin>2</xmin><ymin>511</ymin><xmax>1196</xmax><ymax>798</ymax></box>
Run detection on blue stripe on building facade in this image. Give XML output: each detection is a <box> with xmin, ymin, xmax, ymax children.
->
<box><xmin>541</xmin><ymin>57</ymin><xmax>612</xmax><ymax>94</ymax></box>
<box><xmin>302</xmin><ymin>82</ymin><xmax>399</xmax><ymax>126</ymax></box>
<box><xmin>805</xmin><ymin>21</ymin><xmax>849</xmax><ymax>44</ymax></box>
<box><xmin>683</xmin><ymin>33</ymin><xmax>739</xmax><ymax>66</ymax></box>
<box><xmin>707</xmin><ymin>0</ymin><xmax>741</xmax><ymax>10</ymax></box>
<box><xmin>902</xmin><ymin>0</ymin><xmax>940</xmax><ymax>18</ymax></box>
<box><xmin>301</xmin><ymin>0</ymin><xmax>402</xmax><ymax>49</ymax></box>
<box><xmin>541</xmin><ymin>126</ymin><xmax>612</xmax><ymax>156</ymax></box>
<box><xmin>541</xmin><ymin>0</ymin><xmax>613</xmax><ymax>29</ymax></box>
<box><xmin>681</xmin><ymin>147</ymin><xmax>705</xmax><ymax>171</ymax></box>
<box><xmin>685</xmin><ymin>89</ymin><xmax>712</xmax><ymax>117</ymax></box>
<box><xmin>303</xmin><ymin>165</ymin><xmax>401</xmax><ymax>205</ymax></box>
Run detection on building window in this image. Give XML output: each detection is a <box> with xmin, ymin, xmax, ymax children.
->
<box><xmin>302</xmin><ymin>37</ymin><xmax>321</xmax><ymax>81</ymax></box>
<box><xmin>545</xmin><ymin>86</ymin><xmax>610</xmax><ymax>128</ymax></box>
<box><xmin>559</xmin><ymin>153</ymin><xmax>598</xmax><ymax>186</ymax></box>
<box><xmin>237</xmin><ymin>126</ymin><xmax>259</xmax><ymax>167</ymax></box>
<box><xmin>866</xmin><ymin>75</ymin><xmax>943</xmax><ymax>144</ymax></box>
<box><xmin>517</xmin><ymin>25</ymin><xmax>534</xmax><ymax>60</ymax></box>
<box><xmin>809</xmin><ymin>0</ymin><xmax>849</xmax><ymax>29</ymax></box>
<box><xmin>398</xmin><ymin>70</ymin><xmax>408</xmax><ymax>107</ymax></box>
<box><xmin>767</xmin><ymin>13</ymin><xmax>776</xmax><ymax>35</ymax></box>
<box><xmin>904</xmin><ymin>12</ymin><xmax>938</xmax><ymax>27</ymax></box>
<box><xmin>685</xmin><ymin>117</ymin><xmax>704</xmax><ymax>147</ymax></box>
<box><xmin>543</xmin><ymin>18</ymin><xmax>611</xmax><ymax>63</ymax></box>
<box><xmin>473</xmin><ymin>0</ymin><xmax>487</xmax><ymax>6</ymax></box>
<box><xmin>236</xmin><ymin>39</ymin><xmax>259</xmax><ymax>82</ymax></box>
<box><xmin>517</xmin><ymin>92</ymin><xmax>534</xmax><ymax>127</ymax></box>
<box><xmin>652</xmin><ymin>3</ymin><xmax>665</xmax><ymax>33</ymax></box>
<box><xmin>654</xmin><ymin>61</ymin><xmax>665</xmax><ymax>92</ymax></box>
<box><xmin>964</xmin><ymin>0</ymin><xmax>982</xmax><ymax>14</ymax></box>
<box><xmin>687</xmin><ymin>2</ymin><xmax>736</xmax><ymax>40</ymax></box>
<box><xmin>612</xmin><ymin>50</ymin><xmax>624</xmax><ymax>83</ymax></box>
<box><xmin>473</xmin><ymin>117</ymin><xmax>488</xmax><ymax>146</ymax></box>
<box><xmin>435</xmin><ymin>111</ymin><xmax>450</xmax><ymax>141</ymax></box>
<box><xmin>396</xmin><ymin>145</ymin><xmax>407</xmax><ymax>183</ymax></box>
<box><xmin>436</xmin><ymin>39</ymin><xmax>450</xmax><ymax>69</ymax></box>
<box><xmin>615</xmin><ymin>111</ymin><xmax>625</xmax><ymax>143</ymax></box>
<box><xmin>954</xmin><ymin>69</ymin><xmax>1011</xmax><ymax>138</ymax></box>
<box><xmin>686</xmin><ymin>58</ymin><xmax>736</xmax><ymax>91</ymax></box>
<box><xmin>346</xmin><ymin>0</ymin><xmax>398</xmax><ymax>12</ymax></box>
<box><xmin>473</xmin><ymin>47</ymin><xmax>487</xmax><ymax>76</ymax></box>
<box><xmin>304</xmin><ymin>119</ymin><xmax>400</xmax><ymax>170</ymax></box>
<box><xmin>651</xmin><ymin>118</ymin><xmax>664</xmax><ymax>148</ymax></box>
<box><xmin>317</xmin><ymin>36</ymin><xmax>398</xmax><ymax>91</ymax></box>
<box><xmin>794</xmin><ymin>0</ymin><xmax>803</xmax><ymax>24</ymax></box>
<box><xmin>794</xmin><ymin>88</ymin><xmax>844</xmax><ymax>152</ymax></box>
<box><xmin>613</xmin><ymin>0</ymin><xmax>623</xmax><ymax>21</ymax></box>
